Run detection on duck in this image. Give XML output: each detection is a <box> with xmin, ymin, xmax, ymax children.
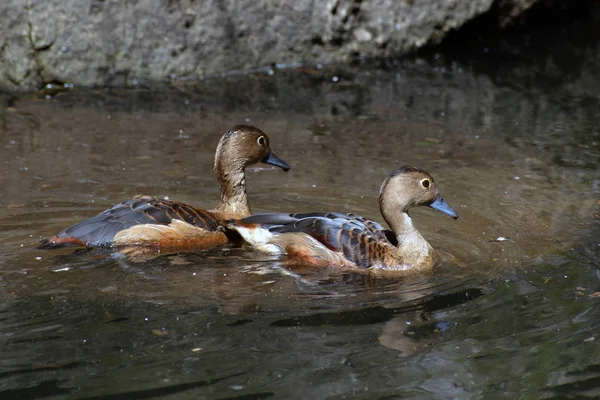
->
<box><xmin>39</xmin><ymin>125</ymin><xmax>290</xmax><ymax>250</ymax></box>
<box><xmin>227</xmin><ymin>166</ymin><xmax>458</xmax><ymax>272</ymax></box>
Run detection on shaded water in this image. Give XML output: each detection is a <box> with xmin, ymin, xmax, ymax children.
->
<box><xmin>1</xmin><ymin>28</ymin><xmax>600</xmax><ymax>399</ymax></box>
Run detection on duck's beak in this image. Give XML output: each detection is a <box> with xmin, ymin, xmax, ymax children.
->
<box><xmin>428</xmin><ymin>195</ymin><xmax>459</xmax><ymax>219</ymax></box>
<box><xmin>262</xmin><ymin>151</ymin><xmax>291</xmax><ymax>171</ymax></box>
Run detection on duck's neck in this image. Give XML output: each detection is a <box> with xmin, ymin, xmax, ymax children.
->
<box><xmin>384</xmin><ymin>212</ymin><xmax>437</xmax><ymax>269</ymax></box>
<box><xmin>212</xmin><ymin>159</ymin><xmax>251</xmax><ymax>220</ymax></box>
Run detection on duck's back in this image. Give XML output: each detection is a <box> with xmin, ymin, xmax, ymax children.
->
<box><xmin>40</xmin><ymin>197</ymin><xmax>222</xmax><ymax>248</ymax></box>
<box><xmin>238</xmin><ymin>212</ymin><xmax>396</xmax><ymax>268</ymax></box>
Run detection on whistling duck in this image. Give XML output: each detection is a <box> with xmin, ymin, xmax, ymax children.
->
<box><xmin>40</xmin><ymin>125</ymin><xmax>290</xmax><ymax>250</ymax></box>
<box><xmin>227</xmin><ymin>166</ymin><xmax>457</xmax><ymax>272</ymax></box>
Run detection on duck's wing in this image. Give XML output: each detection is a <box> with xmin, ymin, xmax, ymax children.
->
<box><xmin>241</xmin><ymin>212</ymin><xmax>395</xmax><ymax>244</ymax></box>
<box><xmin>39</xmin><ymin>197</ymin><xmax>221</xmax><ymax>248</ymax></box>
<box><xmin>336</xmin><ymin>213</ymin><xmax>398</xmax><ymax>246</ymax></box>
<box><xmin>235</xmin><ymin>212</ymin><xmax>394</xmax><ymax>268</ymax></box>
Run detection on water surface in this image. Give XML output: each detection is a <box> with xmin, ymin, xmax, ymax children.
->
<box><xmin>0</xmin><ymin>42</ymin><xmax>599</xmax><ymax>398</ymax></box>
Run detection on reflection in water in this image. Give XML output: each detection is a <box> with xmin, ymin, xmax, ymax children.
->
<box><xmin>1</xmin><ymin>39</ymin><xmax>600</xmax><ymax>398</ymax></box>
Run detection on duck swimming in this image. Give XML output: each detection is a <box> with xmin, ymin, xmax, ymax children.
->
<box><xmin>227</xmin><ymin>166</ymin><xmax>458</xmax><ymax>272</ymax></box>
<box><xmin>39</xmin><ymin>125</ymin><xmax>290</xmax><ymax>250</ymax></box>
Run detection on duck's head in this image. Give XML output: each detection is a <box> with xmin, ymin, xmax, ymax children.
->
<box><xmin>379</xmin><ymin>166</ymin><xmax>458</xmax><ymax>219</ymax></box>
<box><xmin>214</xmin><ymin>125</ymin><xmax>290</xmax><ymax>172</ymax></box>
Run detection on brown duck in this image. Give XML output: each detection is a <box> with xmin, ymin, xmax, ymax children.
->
<box><xmin>40</xmin><ymin>125</ymin><xmax>290</xmax><ymax>250</ymax></box>
<box><xmin>227</xmin><ymin>166</ymin><xmax>458</xmax><ymax>272</ymax></box>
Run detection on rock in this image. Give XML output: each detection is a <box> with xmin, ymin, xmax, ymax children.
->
<box><xmin>0</xmin><ymin>2</ymin><xmax>41</xmax><ymax>93</ymax></box>
<box><xmin>0</xmin><ymin>0</ymin><xmax>577</xmax><ymax>93</ymax></box>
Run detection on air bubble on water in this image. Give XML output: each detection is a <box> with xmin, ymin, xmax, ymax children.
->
<box><xmin>177</xmin><ymin>129</ymin><xmax>189</xmax><ymax>139</ymax></box>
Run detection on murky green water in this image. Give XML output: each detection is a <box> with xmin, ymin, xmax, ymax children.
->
<box><xmin>1</xmin><ymin>24</ymin><xmax>600</xmax><ymax>399</ymax></box>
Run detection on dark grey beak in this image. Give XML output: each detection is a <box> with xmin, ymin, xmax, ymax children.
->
<box><xmin>262</xmin><ymin>151</ymin><xmax>291</xmax><ymax>171</ymax></box>
<box><xmin>428</xmin><ymin>195</ymin><xmax>459</xmax><ymax>219</ymax></box>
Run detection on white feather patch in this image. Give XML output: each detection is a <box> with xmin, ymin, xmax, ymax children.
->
<box><xmin>233</xmin><ymin>226</ymin><xmax>284</xmax><ymax>254</ymax></box>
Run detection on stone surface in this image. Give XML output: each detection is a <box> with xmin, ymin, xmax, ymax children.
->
<box><xmin>0</xmin><ymin>0</ymin><xmax>559</xmax><ymax>93</ymax></box>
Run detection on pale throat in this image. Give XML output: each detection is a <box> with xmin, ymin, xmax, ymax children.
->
<box><xmin>213</xmin><ymin>167</ymin><xmax>250</xmax><ymax>219</ymax></box>
<box><xmin>390</xmin><ymin>213</ymin><xmax>430</xmax><ymax>252</ymax></box>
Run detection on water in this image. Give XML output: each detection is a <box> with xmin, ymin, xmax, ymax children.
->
<box><xmin>1</xmin><ymin>23</ymin><xmax>600</xmax><ymax>399</ymax></box>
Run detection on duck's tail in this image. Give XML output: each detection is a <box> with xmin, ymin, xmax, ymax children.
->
<box><xmin>38</xmin><ymin>236</ymin><xmax>85</xmax><ymax>250</ymax></box>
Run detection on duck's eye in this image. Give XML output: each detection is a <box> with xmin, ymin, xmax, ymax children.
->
<box><xmin>420</xmin><ymin>178</ymin><xmax>431</xmax><ymax>189</ymax></box>
<box><xmin>257</xmin><ymin>136</ymin><xmax>266</xmax><ymax>146</ymax></box>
